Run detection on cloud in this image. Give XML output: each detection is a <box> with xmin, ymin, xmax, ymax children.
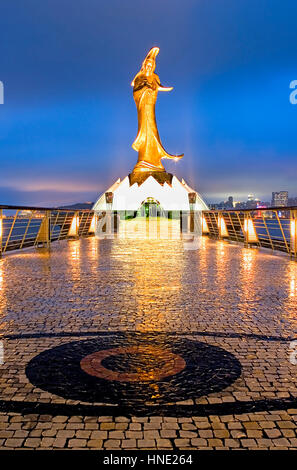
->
<box><xmin>0</xmin><ymin>186</ymin><xmax>101</xmax><ymax>207</ymax></box>
<box><xmin>1</xmin><ymin>179</ymin><xmax>101</xmax><ymax>193</ymax></box>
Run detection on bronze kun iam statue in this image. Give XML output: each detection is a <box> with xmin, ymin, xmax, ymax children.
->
<box><xmin>92</xmin><ymin>46</ymin><xmax>209</xmax><ymax>212</ymax></box>
<box><xmin>130</xmin><ymin>47</ymin><xmax>183</xmax><ymax>184</ymax></box>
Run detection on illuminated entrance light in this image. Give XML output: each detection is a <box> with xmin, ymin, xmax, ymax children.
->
<box><xmin>68</xmin><ymin>214</ymin><xmax>80</xmax><ymax>237</ymax></box>
<box><xmin>89</xmin><ymin>215</ymin><xmax>96</xmax><ymax>233</ymax></box>
<box><xmin>244</xmin><ymin>218</ymin><xmax>258</xmax><ymax>243</ymax></box>
<box><xmin>291</xmin><ymin>219</ymin><xmax>297</xmax><ymax>253</ymax></box>
<box><xmin>202</xmin><ymin>216</ymin><xmax>209</xmax><ymax>234</ymax></box>
<box><xmin>218</xmin><ymin>215</ymin><xmax>228</xmax><ymax>238</ymax></box>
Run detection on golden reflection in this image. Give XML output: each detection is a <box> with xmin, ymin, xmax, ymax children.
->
<box><xmin>81</xmin><ymin>344</ymin><xmax>185</xmax><ymax>383</ymax></box>
<box><xmin>148</xmin><ymin>383</ymin><xmax>161</xmax><ymax>400</ymax></box>
<box><xmin>290</xmin><ymin>278</ymin><xmax>296</xmax><ymax>298</ymax></box>
<box><xmin>88</xmin><ymin>236</ymin><xmax>99</xmax><ymax>261</ymax></box>
<box><xmin>282</xmin><ymin>261</ymin><xmax>297</xmax><ymax>326</ymax></box>
<box><xmin>0</xmin><ymin>260</ymin><xmax>8</xmax><ymax>331</ymax></box>
<box><xmin>215</xmin><ymin>240</ymin><xmax>226</xmax><ymax>268</ymax></box>
<box><xmin>86</xmin><ymin>237</ymin><xmax>100</xmax><ymax>276</ymax></box>
<box><xmin>195</xmin><ymin>236</ymin><xmax>208</xmax><ymax>290</ymax></box>
<box><xmin>0</xmin><ymin>263</ymin><xmax>3</xmax><ymax>291</ymax></box>
<box><xmin>241</xmin><ymin>249</ymin><xmax>254</xmax><ymax>272</ymax></box>
<box><xmin>32</xmin><ymin>248</ymin><xmax>52</xmax><ymax>275</ymax></box>
<box><xmin>216</xmin><ymin>240</ymin><xmax>226</xmax><ymax>259</ymax></box>
<box><xmin>69</xmin><ymin>240</ymin><xmax>80</xmax><ymax>261</ymax></box>
<box><xmin>68</xmin><ymin>240</ymin><xmax>82</xmax><ymax>285</ymax></box>
<box><xmin>237</xmin><ymin>248</ymin><xmax>257</xmax><ymax>316</ymax></box>
<box><xmin>288</xmin><ymin>262</ymin><xmax>297</xmax><ymax>298</ymax></box>
<box><xmin>213</xmin><ymin>240</ymin><xmax>229</xmax><ymax>298</ymax></box>
<box><xmin>110</xmin><ymin>237</ymin><xmax>184</xmax><ymax>332</ymax></box>
<box><xmin>118</xmin><ymin>218</ymin><xmax>180</xmax><ymax>240</ymax></box>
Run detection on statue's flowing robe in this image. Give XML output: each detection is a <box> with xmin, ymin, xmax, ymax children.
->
<box><xmin>132</xmin><ymin>73</ymin><xmax>175</xmax><ymax>171</ymax></box>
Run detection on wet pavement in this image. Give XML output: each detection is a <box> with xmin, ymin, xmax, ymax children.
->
<box><xmin>0</xmin><ymin>235</ymin><xmax>297</xmax><ymax>449</ymax></box>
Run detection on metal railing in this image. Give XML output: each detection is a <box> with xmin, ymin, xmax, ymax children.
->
<box><xmin>0</xmin><ymin>204</ymin><xmax>96</xmax><ymax>256</ymax></box>
<box><xmin>0</xmin><ymin>203</ymin><xmax>297</xmax><ymax>261</ymax></box>
<box><xmin>202</xmin><ymin>206</ymin><xmax>297</xmax><ymax>259</ymax></box>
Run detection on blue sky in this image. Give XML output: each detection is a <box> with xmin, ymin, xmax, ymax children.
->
<box><xmin>0</xmin><ymin>0</ymin><xmax>296</xmax><ymax>205</ymax></box>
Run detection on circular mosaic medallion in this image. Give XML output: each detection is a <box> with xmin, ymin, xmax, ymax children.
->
<box><xmin>81</xmin><ymin>346</ymin><xmax>186</xmax><ymax>382</ymax></box>
<box><xmin>25</xmin><ymin>333</ymin><xmax>241</xmax><ymax>405</ymax></box>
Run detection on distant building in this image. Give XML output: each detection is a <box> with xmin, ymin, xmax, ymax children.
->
<box><xmin>271</xmin><ymin>191</ymin><xmax>288</xmax><ymax>207</ymax></box>
<box><xmin>246</xmin><ymin>194</ymin><xmax>258</xmax><ymax>209</ymax></box>
<box><xmin>210</xmin><ymin>194</ymin><xmax>273</xmax><ymax>211</ymax></box>
<box><xmin>261</xmin><ymin>201</ymin><xmax>271</xmax><ymax>208</ymax></box>
<box><xmin>246</xmin><ymin>201</ymin><xmax>258</xmax><ymax>209</ymax></box>
<box><xmin>256</xmin><ymin>202</ymin><xmax>268</xmax><ymax>209</ymax></box>
<box><xmin>212</xmin><ymin>196</ymin><xmax>235</xmax><ymax>210</ymax></box>
<box><xmin>288</xmin><ymin>197</ymin><xmax>297</xmax><ymax>207</ymax></box>
<box><xmin>234</xmin><ymin>201</ymin><xmax>246</xmax><ymax>209</ymax></box>
<box><xmin>19</xmin><ymin>210</ymin><xmax>33</xmax><ymax>217</ymax></box>
<box><xmin>226</xmin><ymin>196</ymin><xmax>234</xmax><ymax>209</ymax></box>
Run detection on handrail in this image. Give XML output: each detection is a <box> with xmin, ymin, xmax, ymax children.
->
<box><xmin>202</xmin><ymin>207</ymin><xmax>297</xmax><ymax>260</ymax></box>
<box><xmin>0</xmin><ymin>206</ymin><xmax>96</xmax><ymax>256</ymax></box>
<box><xmin>0</xmin><ymin>204</ymin><xmax>93</xmax><ymax>212</ymax></box>
<box><xmin>0</xmin><ymin>203</ymin><xmax>297</xmax><ymax>260</ymax></box>
<box><xmin>206</xmin><ymin>205</ymin><xmax>297</xmax><ymax>212</ymax></box>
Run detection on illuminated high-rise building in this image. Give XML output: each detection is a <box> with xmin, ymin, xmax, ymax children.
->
<box><xmin>271</xmin><ymin>191</ymin><xmax>288</xmax><ymax>207</ymax></box>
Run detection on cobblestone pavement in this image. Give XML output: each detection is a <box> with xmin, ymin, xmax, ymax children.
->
<box><xmin>0</xmin><ymin>235</ymin><xmax>297</xmax><ymax>450</ymax></box>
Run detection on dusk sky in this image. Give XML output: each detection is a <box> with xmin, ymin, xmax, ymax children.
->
<box><xmin>0</xmin><ymin>0</ymin><xmax>297</xmax><ymax>206</ymax></box>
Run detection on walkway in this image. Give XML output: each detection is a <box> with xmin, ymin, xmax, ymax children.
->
<box><xmin>0</xmin><ymin>236</ymin><xmax>297</xmax><ymax>449</ymax></box>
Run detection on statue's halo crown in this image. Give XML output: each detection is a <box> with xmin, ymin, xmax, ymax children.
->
<box><xmin>143</xmin><ymin>47</ymin><xmax>159</xmax><ymax>63</ymax></box>
<box><xmin>131</xmin><ymin>47</ymin><xmax>160</xmax><ymax>87</ymax></box>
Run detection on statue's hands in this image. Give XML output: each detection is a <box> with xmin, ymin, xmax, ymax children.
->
<box><xmin>163</xmin><ymin>153</ymin><xmax>184</xmax><ymax>161</ymax></box>
<box><xmin>134</xmin><ymin>76</ymin><xmax>155</xmax><ymax>92</ymax></box>
<box><xmin>158</xmin><ymin>85</ymin><xmax>173</xmax><ymax>92</ymax></box>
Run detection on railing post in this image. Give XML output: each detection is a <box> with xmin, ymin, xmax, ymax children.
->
<box><xmin>243</xmin><ymin>213</ymin><xmax>249</xmax><ymax>247</ymax></box>
<box><xmin>105</xmin><ymin>210</ymin><xmax>112</xmax><ymax>236</ymax></box>
<box><xmin>68</xmin><ymin>212</ymin><xmax>79</xmax><ymax>238</ymax></box>
<box><xmin>46</xmin><ymin>210</ymin><xmax>51</xmax><ymax>248</ymax></box>
<box><xmin>0</xmin><ymin>208</ymin><xmax>2</xmax><ymax>258</ymax></box>
<box><xmin>291</xmin><ymin>209</ymin><xmax>297</xmax><ymax>259</ymax></box>
<box><xmin>295</xmin><ymin>210</ymin><xmax>297</xmax><ymax>259</ymax></box>
<box><xmin>35</xmin><ymin>210</ymin><xmax>51</xmax><ymax>248</ymax></box>
<box><xmin>89</xmin><ymin>213</ymin><xmax>97</xmax><ymax>234</ymax></box>
<box><xmin>202</xmin><ymin>214</ymin><xmax>209</xmax><ymax>234</ymax></box>
<box><xmin>244</xmin><ymin>212</ymin><xmax>258</xmax><ymax>246</ymax></box>
<box><xmin>218</xmin><ymin>213</ymin><xmax>228</xmax><ymax>238</ymax></box>
<box><xmin>180</xmin><ymin>210</ymin><xmax>190</xmax><ymax>237</ymax></box>
<box><xmin>113</xmin><ymin>211</ymin><xmax>119</xmax><ymax>233</ymax></box>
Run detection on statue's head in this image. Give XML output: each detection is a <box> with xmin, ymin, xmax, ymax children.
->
<box><xmin>142</xmin><ymin>47</ymin><xmax>159</xmax><ymax>75</ymax></box>
<box><xmin>131</xmin><ymin>47</ymin><xmax>160</xmax><ymax>86</ymax></box>
<box><xmin>143</xmin><ymin>58</ymin><xmax>155</xmax><ymax>76</ymax></box>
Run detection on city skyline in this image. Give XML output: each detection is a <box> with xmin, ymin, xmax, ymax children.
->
<box><xmin>0</xmin><ymin>0</ymin><xmax>297</xmax><ymax>207</ymax></box>
<box><xmin>207</xmin><ymin>190</ymin><xmax>296</xmax><ymax>209</ymax></box>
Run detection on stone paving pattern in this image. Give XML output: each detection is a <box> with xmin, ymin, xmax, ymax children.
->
<box><xmin>2</xmin><ymin>412</ymin><xmax>297</xmax><ymax>450</ymax></box>
<box><xmin>0</xmin><ymin>235</ymin><xmax>297</xmax><ymax>449</ymax></box>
